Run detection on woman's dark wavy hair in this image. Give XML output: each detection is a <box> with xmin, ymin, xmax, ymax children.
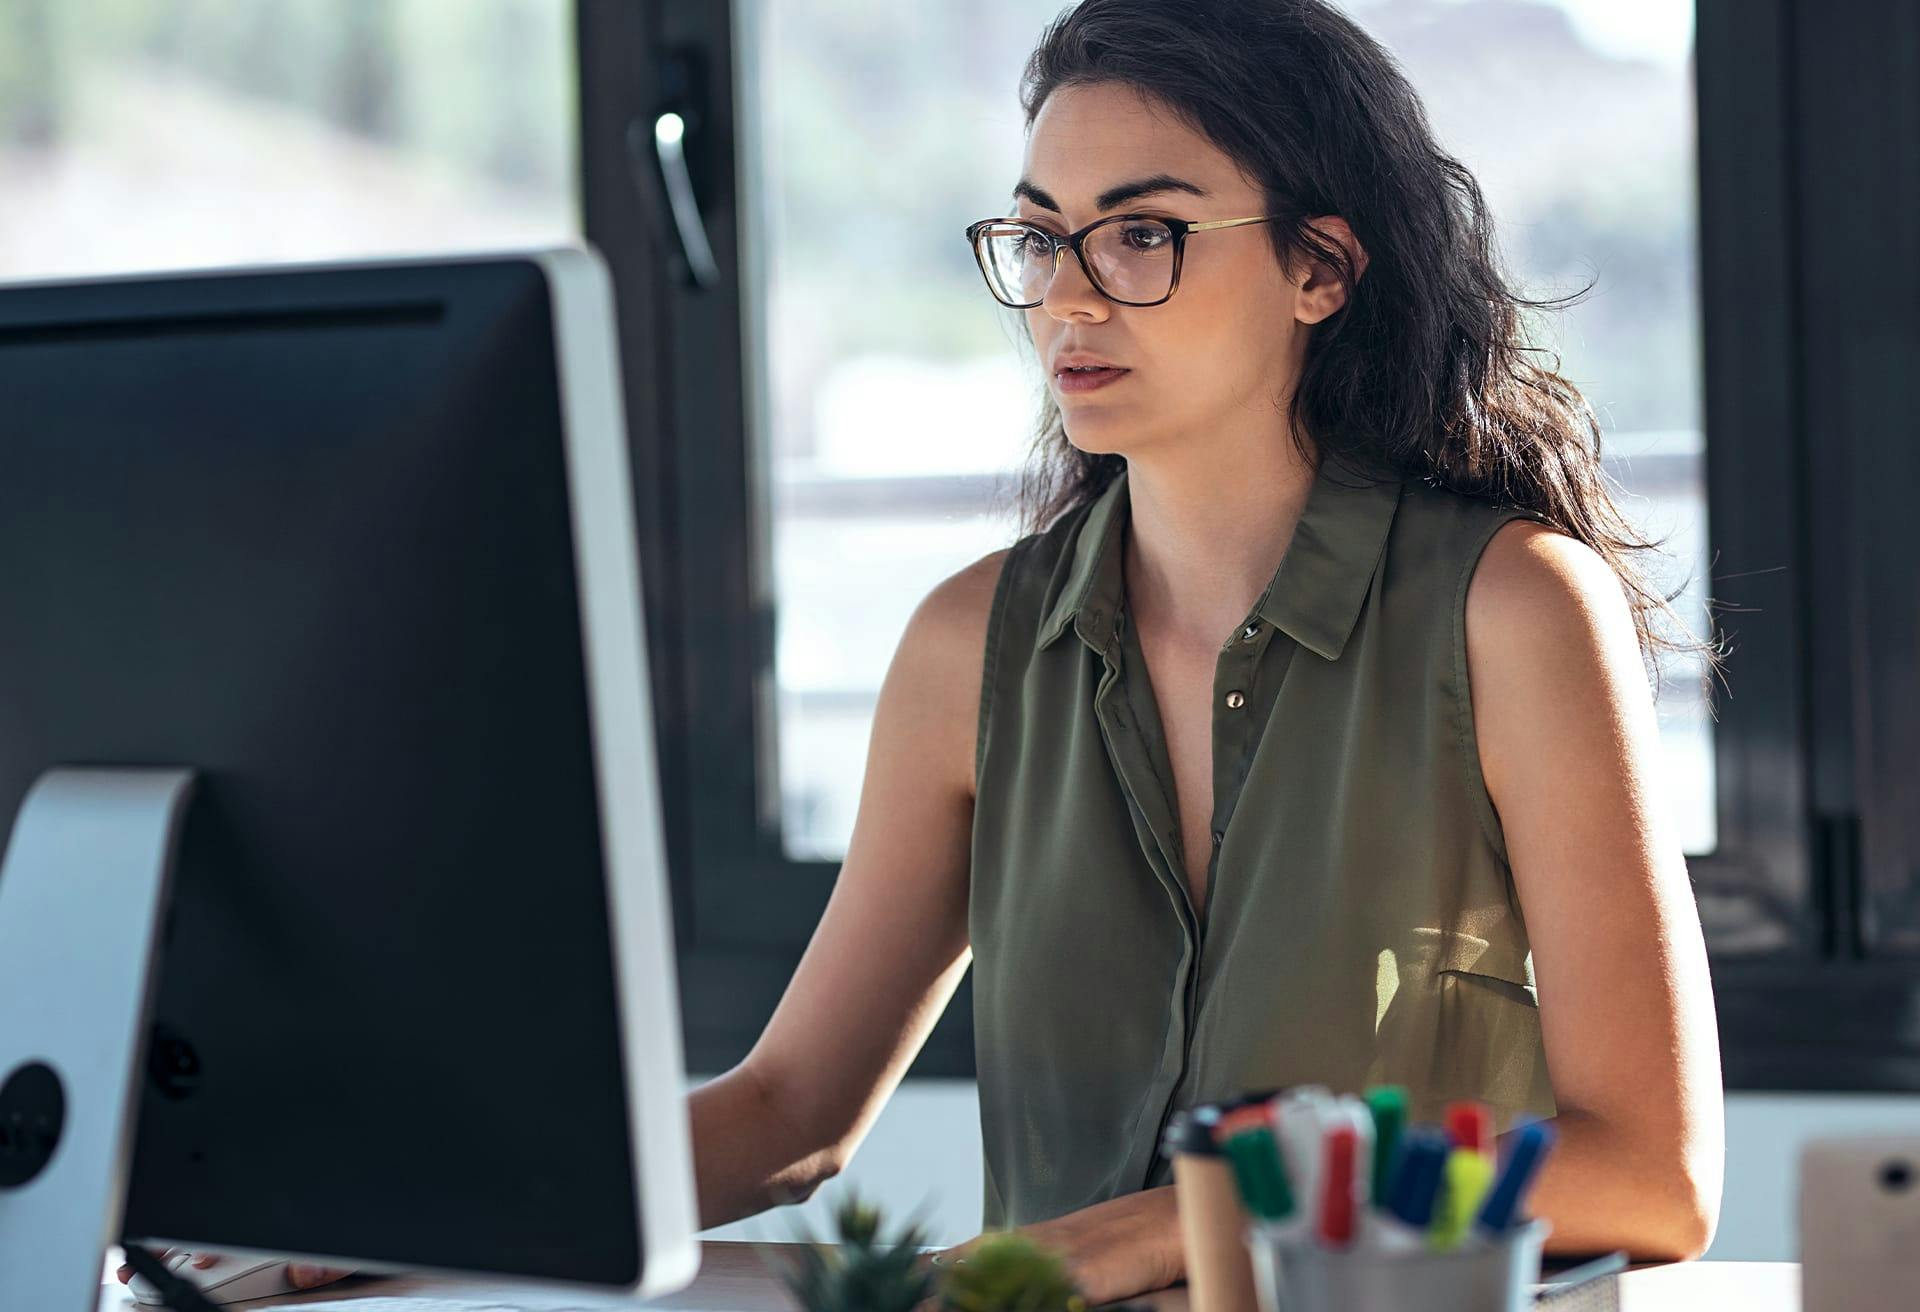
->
<box><xmin>1008</xmin><ymin>0</ymin><xmax>1726</xmax><ymax>701</ymax></box>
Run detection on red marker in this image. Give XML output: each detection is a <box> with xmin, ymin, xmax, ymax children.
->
<box><xmin>1317</xmin><ymin>1123</ymin><xmax>1357</xmax><ymax>1247</ymax></box>
<box><xmin>1444</xmin><ymin>1100</ymin><xmax>1491</xmax><ymax>1156</ymax></box>
<box><xmin>1218</xmin><ymin>1104</ymin><xmax>1273</xmax><ymax>1137</ymax></box>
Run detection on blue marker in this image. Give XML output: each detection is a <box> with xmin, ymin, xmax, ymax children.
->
<box><xmin>1386</xmin><ymin>1126</ymin><xmax>1450</xmax><ymax>1229</ymax></box>
<box><xmin>1475</xmin><ymin>1117</ymin><xmax>1557</xmax><ymax>1235</ymax></box>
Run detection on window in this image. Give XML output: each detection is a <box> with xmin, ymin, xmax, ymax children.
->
<box><xmin>0</xmin><ymin>0</ymin><xmax>577</xmax><ymax>281</ymax></box>
<box><xmin>1353</xmin><ymin>2</ymin><xmax>1715</xmax><ymax>860</ymax></box>
<box><xmin>744</xmin><ymin>0</ymin><xmax>1717</xmax><ymax>862</ymax></box>
<box><xmin>736</xmin><ymin>1</ymin><xmax>1046</xmax><ymax>861</ymax></box>
<box><xmin>583</xmin><ymin>0</ymin><xmax>1904</xmax><ymax>1083</ymax></box>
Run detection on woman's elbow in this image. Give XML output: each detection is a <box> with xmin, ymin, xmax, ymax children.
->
<box><xmin>1634</xmin><ymin>1207</ymin><xmax>1715</xmax><ymax>1263</ymax></box>
<box><xmin>1631</xmin><ymin>1161</ymin><xmax>1722</xmax><ymax>1262</ymax></box>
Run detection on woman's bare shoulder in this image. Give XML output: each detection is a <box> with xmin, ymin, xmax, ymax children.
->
<box><xmin>887</xmin><ymin>547</ymin><xmax>1017</xmax><ymax>796</ymax></box>
<box><xmin>915</xmin><ymin>546</ymin><xmax>1015</xmax><ymax>644</ymax></box>
<box><xmin>898</xmin><ymin>547</ymin><xmax>1016</xmax><ymax>698</ymax></box>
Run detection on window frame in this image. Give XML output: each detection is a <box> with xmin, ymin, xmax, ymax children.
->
<box><xmin>577</xmin><ymin>0</ymin><xmax>975</xmax><ymax>1076</ymax></box>
<box><xmin>577</xmin><ymin>0</ymin><xmax>1919</xmax><ymax>1087</ymax></box>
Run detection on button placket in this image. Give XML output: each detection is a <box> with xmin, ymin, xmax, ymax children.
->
<box><xmin>1095</xmin><ymin>615</ymin><xmax>1198</xmax><ymax>944</ymax></box>
<box><xmin>1205</xmin><ymin>617</ymin><xmax>1275</xmax><ymax>890</ymax></box>
<box><xmin>1137</xmin><ymin>616</ymin><xmax>1274</xmax><ymax>1194</ymax></box>
<box><xmin>1095</xmin><ymin>618</ymin><xmax>1207</xmax><ymax>1196</ymax></box>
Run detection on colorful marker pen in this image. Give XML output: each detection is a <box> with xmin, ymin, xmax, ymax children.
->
<box><xmin>1268</xmin><ymin>1088</ymin><xmax>1334</xmax><ymax>1232</ymax></box>
<box><xmin>1316</xmin><ymin>1122</ymin><xmax>1358</xmax><ymax>1248</ymax></box>
<box><xmin>1218</xmin><ymin>1105</ymin><xmax>1298</xmax><ymax>1228</ymax></box>
<box><xmin>1362</xmin><ymin>1085</ymin><xmax>1408</xmax><ymax>1207</ymax></box>
<box><xmin>1390</xmin><ymin>1129</ymin><xmax>1443</xmax><ymax>1244</ymax></box>
<box><xmin>1379</xmin><ymin>1125</ymin><xmax>1448</xmax><ymax>1252</ymax></box>
<box><xmin>1334</xmin><ymin>1096</ymin><xmax>1374</xmax><ymax>1203</ymax></box>
<box><xmin>1444</xmin><ymin>1099</ymin><xmax>1492</xmax><ymax>1157</ymax></box>
<box><xmin>1476</xmin><ymin>1117</ymin><xmax>1557</xmax><ymax>1236</ymax></box>
<box><xmin>1428</xmin><ymin>1146</ymin><xmax>1496</xmax><ymax>1252</ymax></box>
<box><xmin>1330</xmin><ymin>1095</ymin><xmax>1377</xmax><ymax>1245</ymax></box>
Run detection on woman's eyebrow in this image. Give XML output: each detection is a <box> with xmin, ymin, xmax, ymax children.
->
<box><xmin>1012</xmin><ymin>173</ymin><xmax>1211</xmax><ymax>214</ymax></box>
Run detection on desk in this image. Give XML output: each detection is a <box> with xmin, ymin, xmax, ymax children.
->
<box><xmin>100</xmin><ymin>1242</ymin><xmax>1801</xmax><ymax>1312</ymax></box>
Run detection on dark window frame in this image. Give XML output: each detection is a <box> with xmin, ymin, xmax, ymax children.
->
<box><xmin>577</xmin><ymin>0</ymin><xmax>1920</xmax><ymax>1087</ymax></box>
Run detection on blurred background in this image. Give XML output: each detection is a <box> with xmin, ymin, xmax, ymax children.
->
<box><xmin>9</xmin><ymin>0</ymin><xmax>1914</xmax><ymax>1267</ymax></box>
<box><xmin>0</xmin><ymin>0</ymin><xmax>1717</xmax><ymax>858</ymax></box>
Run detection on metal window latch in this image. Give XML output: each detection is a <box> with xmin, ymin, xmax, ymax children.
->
<box><xmin>627</xmin><ymin>45</ymin><xmax>720</xmax><ymax>291</ymax></box>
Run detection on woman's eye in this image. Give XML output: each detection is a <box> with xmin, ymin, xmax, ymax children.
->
<box><xmin>1122</xmin><ymin>224</ymin><xmax>1169</xmax><ymax>251</ymax></box>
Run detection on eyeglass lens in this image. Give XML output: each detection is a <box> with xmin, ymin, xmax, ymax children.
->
<box><xmin>975</xmin><ymin>220</ymin><xmax>1175</xmax><ymax>306</ymax></box>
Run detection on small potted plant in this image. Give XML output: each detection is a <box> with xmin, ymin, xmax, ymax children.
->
<box><xmin>757</xmin><ymin>1187</ymin><xmax>1155</xmax><ymax>1312</ymax></box>
<box><xmin>759</xmin><ymin>1189</ymin><xmax>940</xmax><ymax>1312</ymax></box>
<box><xmin>935</xmin><ymin>1231</ymin><xmax>1087</xmax><ymax>1312</ymax></box>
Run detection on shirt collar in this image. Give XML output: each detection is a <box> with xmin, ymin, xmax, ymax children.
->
<box><xmin>1036</xmin><ymin>456</ymin><xmax>1404</xmax><ymax>661</ymax></box>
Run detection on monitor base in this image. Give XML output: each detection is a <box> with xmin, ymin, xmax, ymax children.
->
<box><xmin>0</xmin><ymin>767</ymin><xmax>198</xmax><ymax>1312</ymax></box>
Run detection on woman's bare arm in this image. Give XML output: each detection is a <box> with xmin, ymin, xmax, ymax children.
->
<box><xmin>1467</xmin><ymin>520</ymin><xmax>1725</xmax><ymax>1260</ymax></box>
<box><xmin>688</xmin><ymin>548</ymin><xmax>1010</xmax><ymax>1232</ymax></box>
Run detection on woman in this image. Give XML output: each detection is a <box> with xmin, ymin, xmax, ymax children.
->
<box><xmin>139</xmin><ymin>0</ymin><xmax>1717</xmax><ymax>1300</ymax></box>
<box><xmin>686</xmin><ymin>0</ymin><xmax>1723</xmax><ymax>1302</ymax></box>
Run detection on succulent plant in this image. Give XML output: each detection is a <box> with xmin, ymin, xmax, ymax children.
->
<box><xmin>936</xmin><ymin>1231</ymin><xmax>1088</xmax><ymax>1312</ymax></box>
<box><xmin>755</xmin><ymin>1187</ymin><xmax>1157</xmax><ymax>1312</ymax></box>
<box><xmin>759</xmin><ymin>1188</ymin><xmax>941</xmax><ymax>1312</ymax></box>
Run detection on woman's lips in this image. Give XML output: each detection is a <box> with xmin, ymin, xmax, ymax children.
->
<box><xmin>1055</xmin><ymin>366</ymin><xmax>1130</xmax><ymax>393</ymax></box>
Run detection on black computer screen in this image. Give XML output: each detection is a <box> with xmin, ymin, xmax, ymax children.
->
<box><xmin>0</xmin><ymin>257</ymin><xmax>643</xmax><ymax>1285</ymax></box>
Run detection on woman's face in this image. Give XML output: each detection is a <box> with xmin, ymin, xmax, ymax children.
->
<box><xmin>1016</xmin><ymin>81</ymin><xmax>1351</xmax><ymax>458</ymax></box>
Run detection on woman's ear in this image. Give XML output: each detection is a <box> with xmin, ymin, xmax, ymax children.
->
<box><xmin>1294</xmin><ymin>216</ymin><xmax>1368</xmax><ymax>324</ymax></box>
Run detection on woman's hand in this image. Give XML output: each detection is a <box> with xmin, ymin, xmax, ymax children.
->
<box><xmin>934</xmin><ymin>1186</ymin><xmax>1184</xmax><ymax>1307</ymax></box>
<box><xmin>113</xmin><ymin>1249</ymin><xmax>357</xmax><ymax>1291</ymax></box>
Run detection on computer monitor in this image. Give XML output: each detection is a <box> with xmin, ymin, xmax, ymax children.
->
<box><xmin>0</xmin><ymin>246</ymin><xmax>700</xmax><ymax>1309</ymax></box>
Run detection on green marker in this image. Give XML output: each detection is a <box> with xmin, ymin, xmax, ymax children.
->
<box><xmin>1362</xmin><ymin>1085</ymin><xmax>1408</xmax><ymax>1206</ymax></box>
<box><xmin>1219</xmin><ymin>1107</ymin><xmax>1296</xmax><ymax>1222</ymax></box>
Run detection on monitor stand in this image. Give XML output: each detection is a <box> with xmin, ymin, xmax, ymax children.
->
<box><xmin>0</xmin><ymin>767</ymin><xmax>205</xmax><ymax>1312</ymax></box>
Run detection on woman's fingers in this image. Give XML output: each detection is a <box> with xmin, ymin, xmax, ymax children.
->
<box><xmin>286</xmin><ymin>1265</ymin><xmax>354</xmax><ymax>1289</ymax></box>
<box><xmin>115</xmin><ymin>1248</ymin><xmax>182</xmax><ymax>1283</ymax></box>
<box><xmin>112</xmin><ymin>1250</ymin><xmax>351</xmax><ymax>1290</ymax></box>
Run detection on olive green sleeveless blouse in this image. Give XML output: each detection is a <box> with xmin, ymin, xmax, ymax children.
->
<box><xmin>968</xmin><ymin>455</ymin><xmax>1559</xmax><ymax>1231</ymax></box>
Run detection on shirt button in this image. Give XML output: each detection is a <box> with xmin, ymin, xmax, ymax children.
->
<box><xmin>1212</xmin><ymin>830</ymin><xmax>1223</xmax><ymax>847</ymax></box>
<box><xmin>1241</xmin><ymin>622</ymin><xmax>1260</xmax><ymax>642</ymax></box>
<box><xmin>1225</xmin><ymin>690</ymin><xmax>1246</xmax><ymax>709</ymax></box>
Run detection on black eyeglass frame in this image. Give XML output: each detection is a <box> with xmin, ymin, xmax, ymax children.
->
<box><xmin>963</xmin><ymin>212</ymin><xmax>1281</xmax><ymax>308</ymax></box>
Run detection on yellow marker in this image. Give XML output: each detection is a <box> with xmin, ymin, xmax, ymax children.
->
<box><xmin>1428</xmin><ymin>1148</ymin><xmax>1495</xmax><ymax>1251</ymax></box>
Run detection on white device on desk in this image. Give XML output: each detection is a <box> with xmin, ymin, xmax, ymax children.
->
<box><xmin>125</xmin><ymin>1253</ymin><xmax>302</xmax><ymax>1307</ymax></box>
<box><xmin>0</xmin><ymin>246</ymin><xmax>698</xmax><ymax>1312</ymax></box>
<box><xmin>1798</xmin><ymin>1133</ymin><xmax>1920</xmax><ymax>1312</ymax></box>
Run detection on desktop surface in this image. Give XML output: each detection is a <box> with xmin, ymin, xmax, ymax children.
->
<box><xmin>98</xmin><ymin>1241</ymin><xmax>1800</xmax><ymax>1312</ymax></box>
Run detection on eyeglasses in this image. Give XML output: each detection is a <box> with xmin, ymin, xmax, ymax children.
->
<box><xmin>964</xmin><ymin>212</ymin><xmax>1280</xmax><ymax>308</ymax></box>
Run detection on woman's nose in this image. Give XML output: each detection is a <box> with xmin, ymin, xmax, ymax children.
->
<box><xmin>1040</xmin><ymin>249</ymin><xmax>1110</xmax><ymax>320</ymax></box>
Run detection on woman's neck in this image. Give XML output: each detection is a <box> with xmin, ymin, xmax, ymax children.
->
<box><xmin>1120</xmin><ymin>435</ymin><xmax>1318</xmax><ymax>648</ymax></box>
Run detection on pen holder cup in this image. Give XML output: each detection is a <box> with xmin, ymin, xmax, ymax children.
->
<box><xmin>1244</xmin><ymin>1217</ymin><xmax>1550</xmax><ymax>1312</ymax></box>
